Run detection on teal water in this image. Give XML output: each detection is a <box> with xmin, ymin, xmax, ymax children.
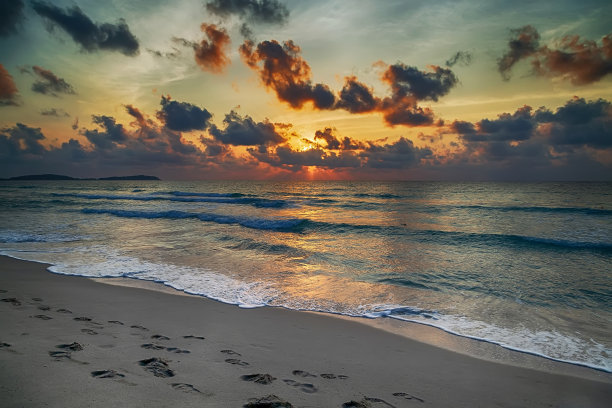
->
<box><xmin>1</xmin><ymin>181</ymin><xmax>610</xmax><ymax>371</ymax></box>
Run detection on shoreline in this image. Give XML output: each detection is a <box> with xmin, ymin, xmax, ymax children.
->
<box><xmin>1</xmin><ymin>255</ymin><xmax>611</xmax><ymax>407</ymax></box>
<box><xmin>5</xmin><ymin>253</ymin><xmax>612</xmax><ymax>381</ymax></box>
<box><xmin>92</xmin><ymin>274</ymin><xmax>611</xmax><ymax>381</ymax></box>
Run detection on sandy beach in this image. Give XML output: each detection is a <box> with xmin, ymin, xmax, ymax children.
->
<box><xmin>1</xmin><ymin>255</ymin><xmax>610</xmax><ymax>407</ymax></box>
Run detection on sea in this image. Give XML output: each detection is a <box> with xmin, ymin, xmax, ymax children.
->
<box><xmin>0</xmin><ymin>181</ymin><xmax>610</xmax><ymax>372</ymax></box>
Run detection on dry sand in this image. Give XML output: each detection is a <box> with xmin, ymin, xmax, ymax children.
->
<box><xmin>1</xmin><ymin>255</ymin><xmax>610</xmax><ymax>407</ymax></box>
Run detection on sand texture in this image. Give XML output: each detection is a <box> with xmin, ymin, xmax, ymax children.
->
<box><xmin>1</xmin><ymin>256</ymin><xmax>610</xmax><ymax>407</ymax></box>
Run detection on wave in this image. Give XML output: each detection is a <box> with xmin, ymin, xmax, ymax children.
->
<box><xmin>81</xmin><ymin>208</ymin><xmax>305</xmax><ymax>231</ymax></box>
<box><xmin>159</xmin><ymin>191</ymin><xmax>246</xmax><ymax>198</ymax></box>
<box><xmin>456</xmin><ymin>204</ymin><xmax>612</xmax><ymax>216</ymax></box>
<box><xmin>0</xmin><ymin>231</ymin><xmax>83</xmax><ymax>243</ymax></box>
<box><xmin>53</xmin><ymin>192</ymin><xmax>292</xmax><ymax>209</ymax></box>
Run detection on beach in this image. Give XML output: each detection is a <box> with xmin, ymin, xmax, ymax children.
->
<box><xmin>1</xmin><ymin>255</ymin><xmax>610</xmax><ymax>407</ymax></box>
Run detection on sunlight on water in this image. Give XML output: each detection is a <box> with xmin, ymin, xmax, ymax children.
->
<box><xmin>1</xmin><ymin>180</ymin><xmax>611</xmax><ymax>371</ymax></box>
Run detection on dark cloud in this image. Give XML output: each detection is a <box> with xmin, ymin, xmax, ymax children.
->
<box><xmin>41</xmin><ymin>108</ymin><xmax>70</xmax><ymax>117</ymax></box>
<box><xmin>453</xmin><ymin>97</ymin><xmax>611</xmax><ymax>169</ymax></box>
<box><xmin>209</xmin><ymin>110</ymin><xmax>286</xmax><ymax>146</ymax></box>
<box><xmin>0</xmin><ymin>123</ymin><xmax>46</xmax><ymax>155</ymax></box>
<box><xmin>249</xmin><ymin>145</ymin><xmax>361</xmax><ymax>171</ymax></box>
<box><xmin>446</xmin><ymin>51</ymin><xmax>473</xmax><ymax>67</ymax></box>
<box><xmin>192</xmin><ymin>23</ymin><xmax>231</xmax><ymax>73</ymax></box>
<box><xmin>497</xmin><ymin>25</ymin><xmax>540</xmax><ymax>80</ymax></box>
<box><xmin>240</xmin><ymin>39</ymin><xmax>457</xmax><ymax>127</ymax></box>
<box><xmin>0</xmin><ymin>63</ymin><xmax>19</xmax><ymax>106</ymax></box>
<box><xmin>31</xmin><ymin>66</ymin><xmax>76</xmax><ymax>97</ymax></box>
<box><xmin>539</xmin><ymin>97</ymin><xmax>611</xmax><ymax>149</ymax></box>
<box><xmin>382</xmin><ymin>63</ymin><xmax>457</xmax><ymax>102</ymax></box>
<box><xmin>157</xmin><ymin>96</ymin><xmax>212</xmax><ymax>132</ymax></box>
<box><xmin>31</xmin><ymin>1</ymin><xmax>139</xmax><ymax>56</ymax></box>
<box><xmin>314</xmin><ymin>127</ymin><xmax>365</xmax><ymax>150</ymax></box>
<box><xmin>205</xmin><ymin>0</ymin><xmax>289</xmax><ymax>25</ymax></box>
<box><xmin>335</xmin><ymin>76</ymin><xmax>380</xmax><ymax>113</ymax></box>
<box><xmin>532</xmin><ymin>33</ymin><xmax>612</xmax><ymax>85</ymax></box>
<box><xmin>378</xmin><ymin>63</ymin><xmax>457</xmax><ymax>127</ymax></box>
<box><xmin>359</xmin><ymin>137</ymin><xmax>433</xmax><ymax>169</ymax></box>
<box><xmin>249</xmin><ymin>135</ymin><xmax>432</xmax><ymax>171</ymax></box>
<box><xmin>497</xmin><ymin>27</ymin><xmax>611</xmax><ymax>85</ymax></box>
<box><xmin>83</xmin><ymin>115</ymin><xmax>129</xmax><ymax>150</ymax></box>
<box><xmin>240</xmin><ymin>39</ymin><xmax>336</xmax><ymax>109</ymax></box>
<box><xmin>0</xmin><ymin>0</ymin><xmax>24</xmax><ymax>37</ymax></box>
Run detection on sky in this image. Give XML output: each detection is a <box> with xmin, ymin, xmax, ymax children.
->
<box><xmin>0</xmin><ymin>0</ymin><xmax>611</xmax><ymax>180</ymax></box>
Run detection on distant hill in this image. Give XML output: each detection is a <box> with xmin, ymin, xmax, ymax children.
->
<box><xmin>8</xmin><ymin>174</ymin><xmax>77</xmax><ymax>180</ymax></box>
<box><xmin>5</xmin><ymin>174</ymin><xmax>160</xmax><ymax>181</ymax></box>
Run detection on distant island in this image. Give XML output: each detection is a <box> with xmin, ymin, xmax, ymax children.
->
<box><xmin>2</xmin><ymin>174</ymin><xmax>160</xmax><ymax>181</ymax></box>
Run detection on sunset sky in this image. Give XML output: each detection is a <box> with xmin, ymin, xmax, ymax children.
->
<box><xmin>1</xmin><ymin>0</ymin><xmax>610</xmax><ymax>180</ymax></box>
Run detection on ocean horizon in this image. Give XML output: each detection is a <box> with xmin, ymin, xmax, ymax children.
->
<box><xmin>1</xmin><ymin>180</ymin><xmax>610</xmax><ymax>372</ymax></box>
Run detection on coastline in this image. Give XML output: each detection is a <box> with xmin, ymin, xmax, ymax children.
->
<box><xmin>1</xmin><ymin>255</ymin><xmax>610</xmax><ymax>407</ymax></box>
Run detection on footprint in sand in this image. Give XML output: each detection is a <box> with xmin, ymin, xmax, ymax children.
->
<box><xmin>292</xmin><ymin>370</ymin><xmax>317</xmax><ymax>378</ymax></box>
<box><xmin>108</xmin><ymin>320</ymin><xmax>124</xmax><ymax>325</ymax></box>
<box><xmin>74</xmin><ymin>317</ymin><xmax>92</xmax><ymax>322</ymax></box>
<box><xmin>171</xmin><ymin>383</ymin><xmax>202</xmax><ymax>394</ymax></box>
<box><xmin>91</xmin><ymin>370</ymin><xmax>125</xmax><ymax>379</ymax></box>
<box><xmin>49</xmin><ymin>350</ymin><xmax>72</xmax><ymax>360</ymax></box>
<box><xmin>183</xmin><ymin>335</ymin><xmax>205</xmax><ymax>340</ymax></box>
<box><xmin>130</xmin><ymin>325</ymin><xmax>149</xmax><ymax>331</ymax></box>
<box><xmin>220</xmin><ymin>349</ymin><xmax>241</xmax><ymax>356</ymax></box>
<box><xmin>1</xmin><ymin>342</ymin><xmax>11</xmax><ymax>348</ymax></box>
<box><xmin>166</xmin><ymin>347</ymin><xmax>190</xmax><ymax>354</ymax></box>
<box><xmin>31</xmin><ymin>297</ymin><xmax>43</xmax><ymax>302</ymax></box>
<box><xmin>241</xmin><ymin>373</ymin><xmax>277</xmax><ymax>385</ymax></box>
<box><xmin>392</xmin><ymin>392</ymin><xmax>424</xmax><ymax>403</ymax></box>
<box><xmin>225</xmin><ymin>358</ymin><xmax>249</xmax><ymax>366</ymax></box>
<box><xmin>283</xmin><ymin>379</ymin><xmax>318</xmax><ymax>394</ymax></box>
<box><xmin>244</xmin><ymin>394</ymin><xmax>293</xmax><ymax>408</ymax></box>
<box><xmin>81</xmin><ymin>329</ymin><xmax>98</xmax><ymax>335</ymax></box>
<box><xmin>151</xmin><ymin>334</ymin><xmax>170</xmax><ymax>341</ymax></box>
<box><xmin>141</xmin><ymin>343</ymin><xmax>166</xmax><ymax>350</ymax></box>
<box><xmin>56</xmin><ymin>342</ymin><xmax>84</xmax><ymax>351</ymax></box>
<box><xmin>320</xmin><ymin>373</ymin><xmax>349</xmax><ymax>380</ymax></box>
<box><xmin>37</xmin><ymin>305</ymin><xmax>51</xmax><ymax>311</ymax></box>
<box><xmin>56</xmin><ymin>308</ymin><xmax>72</xmax><ymax>314</ymax></box>
<box><xmin>1</xmin><ymin>297</ymin><xmax>21</xmax><ymax>306</ymax></box>
<box><xmin>139</xmin><ymin>357</ymin><xmax>175</xmax><ymax>378</ymax></box>
<box><xmin>31</xmin><ymin>314</ymin><xmax>53</xmax><ymax>320</ymax></box>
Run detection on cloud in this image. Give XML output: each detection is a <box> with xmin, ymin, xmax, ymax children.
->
<box><xmin>41</xmin><ymin>108</ymin><xmax>70</xmax><ymax>117</ymax></box>
<box><xmin>31</xmin><ymin>1</ymin><xmax>139</xmax><ymax>56</ymax></box>
<box><xmin>452</xmin><ymin>97</ymin><xmax>611</xmax><ymax>170</ymax></box>
<box><xmin>209</xmin><ymin>110</ymin><xmax>286</xmax><ymax>146</ymax></box>
<box><xmin>531</xmin><ymin>33</ymin><xmax>612</xmax><ymax>85</ymax></box>
<box><xmin>0</xmin><ymin>123</ymin><xmax>46</xmax><ymax>155</ymax></box>
<box><xmin>82</xmin><ymin>115</ymin><xmax>129</xmax><ymax>150</ymax></box>
<box><xmin>378</xmin><ymin>63</ymin><xmax>457</xmax><ymax>127</ymax></box>
<box><xmin>335</xmin><ymin>76</ymin><xmax>380</xmax><ymax>113</ymax></box>
<box><xmin>157</xmin><ymin>96</ymin><xmax>212</xmax><ymax>131</ymax></box>
<box><xmin>313</xmin><ymin>127</ymin><xmax>365</xmax><ymax>150</ymax></box>
<box><xmin>497</xmin><ymin>25</ymin><xmax>540</xmax><ymax>80</ymax></box>
<box><xmin>497</xmin><ymin>26</ymin><xmax>611</xmax><ymax>84</ymax></box>
<box><xmin>382</xmin><ymin>63</ymin><xmax>457</xmax><ymax>102</ymax></box>
<box><xmin>193</xmin><ymin>23</ymin><xmax>231</xmax><ymax>73</ymax></box>
<box><xmin>0</xmin><ymin>0</ymin><xmax>24</xmax><ymax>37</ymax></box>
<box><xmin>31</xmin><ymin>66</ymin><xmax>76</xmax><ymax>97</ymax></box>
<box><xmin>446</xmin><ymin>51</ymin><xmax>473</xmax><ymax>67</ymax></box>
<box><xmin>0</xmin><ymin>64</ymin><xmax>19</xmax><ymax>106</ymax></box>
<box><xmin>205</xmin><ymin>0</ymin><xmax>289</xmax><ymax>25</ymax></box>
<box><xmin>359</xmin><ymin>137</ymin><xmax>433</xmax><ymax>169</ymax></box>
<box><xmin>240</xmin><ymin>39</ymin><xmax>336</xmax><ymax>109</ymax></box>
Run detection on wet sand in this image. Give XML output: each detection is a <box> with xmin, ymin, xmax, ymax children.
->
<box><xmin>1</xmin><ymin>255</ymin><xmax>610</xmax><ymax>407</ymax></box>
